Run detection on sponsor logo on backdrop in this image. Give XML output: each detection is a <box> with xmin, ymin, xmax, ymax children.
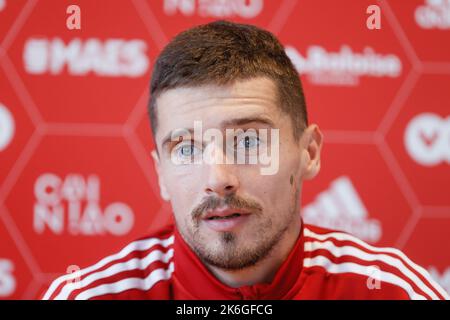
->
<box><xmin>415</xmin><ymin>0</ymin><xmax>450</xmax><ymax>29</ymax></box>
<box><xmin>0</xmin><ymin>103</ymin><xmax>15</xmax><ymax>152</ymax></box>
<box><xmin>0</xmin><ymin>259</ymin><xmax>16</xmax><ymax>297</ymax></box>
<box><xmin>303</xmin><ymin>176</ymin><xmax>382</xmax><ymax>243</ymax></box>
<box><xmin>163</xmin><ymin>0</ymin><xmax>264</xmax><ymax>18</ymax></box>
<box><xmin>404</xmin><ymin>113</ymin><xmax>449</xmax><ymax>166</ymax></box>
<box><xmin>285</xmin><ymin>45</ymin><xmax>402</xmax><ymax>86</ymax></box>
<box><xmin>428</xmin><ymin>266</ymin><xmax>450</xmax><ymax>295</ymax></box>
<box><xmin>23</xmin><ymin>38</ymin><xmax>149</xmax><ymax>77</ymax></box>
<box><xmin>33</xmin><ymin>173</ymin><xmax>135</xmax><ymax>236</ymax></box>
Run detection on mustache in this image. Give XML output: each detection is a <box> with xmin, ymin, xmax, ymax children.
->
<box><xmin>191</xmin><ymin>194</ymin><xmax>263</xmax><ymax>220</ymax></box>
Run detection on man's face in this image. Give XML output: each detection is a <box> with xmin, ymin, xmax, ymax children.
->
<box><xmin>153</xmin><ymin>77</ymin><xmax>316</xmax><ymax>270</ymax></box>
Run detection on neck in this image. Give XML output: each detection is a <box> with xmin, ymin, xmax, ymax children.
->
<box><xmin>205</xmin><ymin>218</ymin><xmax>302</xmax><ymax>288</ymax></box>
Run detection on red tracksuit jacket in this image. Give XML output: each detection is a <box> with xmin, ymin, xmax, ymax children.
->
<box><xmin>42</xmin><ymin>221</ymin><xmax>449</xmax><ymax>300</ymax></box>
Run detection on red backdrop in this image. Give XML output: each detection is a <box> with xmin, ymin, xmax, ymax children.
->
<box><xmin>0</xmin><ymin>0</ymin><xmax>449</xmax><ymax>299</ymax></box>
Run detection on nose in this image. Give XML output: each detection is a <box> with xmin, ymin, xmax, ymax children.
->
<box><xmin>204</xmin><ymin>163</ymin><xmax>239</xmax><ymax>197</ymax></box>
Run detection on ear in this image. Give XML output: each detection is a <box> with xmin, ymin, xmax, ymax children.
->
<box><xmin>151</xmin><ymin>149</ymin><xmax>171</xmax><ymax>201</ymax></box>
<box><xmin>299</xmin><ymin>124</ymin><xmax>323</xmax><ymax>180</ymax></box>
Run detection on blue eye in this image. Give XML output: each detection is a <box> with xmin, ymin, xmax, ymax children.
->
<box><xmin>177</xmin><ymin>142</ymin><xmax>200</xmax><ymax>158</ymax></box>
<box><xmin>237</xmin><ymin>136</ymin><xmax>260</xmax><ymax>149</ymax></box>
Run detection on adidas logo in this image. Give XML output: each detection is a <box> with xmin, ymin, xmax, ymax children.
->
<box><xmin>303</xmin><ymin>176</ymin><xmax>382</xmax><ymax>243</ymax></box>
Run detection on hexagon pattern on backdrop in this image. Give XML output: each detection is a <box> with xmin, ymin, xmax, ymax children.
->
<box><xmin>0</xmin><ymin>0</ymin><xmax>449</xmax><ymax>299</ymax></box>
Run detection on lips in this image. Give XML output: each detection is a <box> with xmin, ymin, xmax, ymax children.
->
<box><xmin>202</xmin><ymin>208</ymin><xmax>250</xmax><ymax>220</ymax></box>
<box><xmin>202</xmin><ymin>207</ymin><xmax>252</xmax><ymax>232</ymax></box>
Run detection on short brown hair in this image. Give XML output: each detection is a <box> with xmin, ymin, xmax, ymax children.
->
<box><xmin>148</xmin><ymin>20</ymin><xmax>308</xmax><ymax>142</ymax></box>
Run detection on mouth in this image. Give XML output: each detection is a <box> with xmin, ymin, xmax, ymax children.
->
<box><xmin>203</xmin><ymin>208</ymin><xmax>250</xmax><ymax>220</ymax></box>
<box><xmin>202</xmin><ymin>208</ymin><xmax>251</xmax><ymax>231</ymax></box>
<box><xmin>205</xmin><ymin>212</ymin><xmax>244</xmax><ymax>220</ymax></box>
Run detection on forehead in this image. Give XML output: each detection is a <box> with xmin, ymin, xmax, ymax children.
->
<box><xmin>154</xmin><ymin>77</ymin><xmax>281</xmax><ymax>142</ymax></box>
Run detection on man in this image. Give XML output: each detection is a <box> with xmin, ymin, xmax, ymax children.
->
<box><xmin>43</xmin><ymin>20</ymin><xmax>448</xmax><ymax>300</ymax></box>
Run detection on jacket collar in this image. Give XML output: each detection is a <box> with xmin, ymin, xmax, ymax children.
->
<box><xmin>173</xmin><ymin>219</ymin><xmax>305</xmax><ymax>299</ymax></box>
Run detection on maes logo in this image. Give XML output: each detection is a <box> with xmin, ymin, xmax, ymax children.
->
<box><xmin>23</xmin><ymin>38</ymin><xmax>149</xmax><ymax>77</ymax></box>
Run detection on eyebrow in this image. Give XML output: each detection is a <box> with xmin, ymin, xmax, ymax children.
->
<box><xmin>221</xmin><ymin>116</ymin><xmax>275</xmax><ymax>128</ymax></box>
<box><xmin>160</xmin><ymin>116</ymin><xmax>276</xmax><ymax>151</ymax></box>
